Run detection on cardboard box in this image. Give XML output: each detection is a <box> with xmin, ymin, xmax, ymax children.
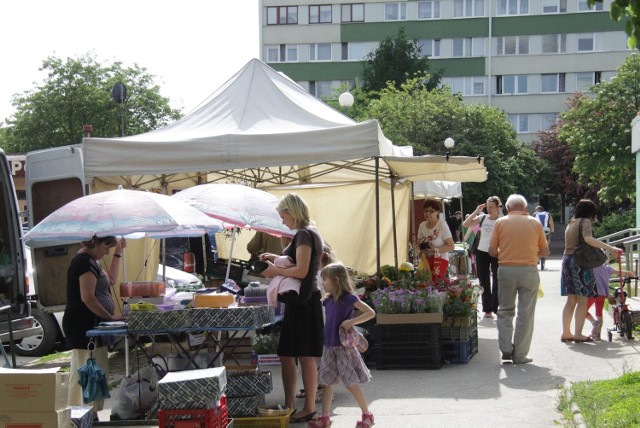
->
<box><xmin>128</xmin><ymin>309</ymin><xmax>192</xmax><ymax>330</ymax></box>
<box><xmin>227</xmin><ymin>394</ymin><xmax>265</xmax><ymax>417</ymax></box>
<box><xmin>226</xmin><ymin>369</ymin><xmax>272</xmax><ymax>397</ymax></box>
<box><xmin>0</xmin><ymin>408</ymin><xmax>71</xmax><ymax>428</ymax></box>
<box><xmin>376</xmin><ymin>312</ymin><xmax>443</xmax><ymax>325</ymax></box>
<box><xmin>158</xmin><ymin>367</ymin><xmax>227</xmax><ymax>410</ymax></box>
<box><xmin>0</xmin><ymin>367</ymin><xmax>69</xmax><ymax>412</ymax></box>
<box><xmin>191</xmin><ymin>306</ymin><xmax>274</xmax><ymax>329</ymax></box>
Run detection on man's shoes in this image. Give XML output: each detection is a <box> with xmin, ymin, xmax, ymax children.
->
<box><xmin>512</xmin><ymin>357</ymin><xmax>533</xmax><ymax>364</ymax></box>
<box><xmin>501</xmin><ymin>352</ymin><xmax>512</xmax><ymax>361</ymax></box>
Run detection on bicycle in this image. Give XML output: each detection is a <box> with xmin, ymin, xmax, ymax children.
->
<box><xmin>607</xmin><ymin>252</ymin><xmax>640</xmax><ymax>342</ymax></box>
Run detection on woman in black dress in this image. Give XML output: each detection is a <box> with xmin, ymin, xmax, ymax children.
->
<box><xmin>63</xmin><ymin>235</ymin><xmax>126</xmax><ymax>415</ymax></box>
<box><xmin>260</xmin><ymin>193</ymin><xmax>324</xmax><ymax>423</ymax></box>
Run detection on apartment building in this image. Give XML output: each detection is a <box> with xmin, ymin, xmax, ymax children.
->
<box><xmin>260</xmin><ymin>0</ymin><xmax>632</xmax><ymax>142</ymax></box>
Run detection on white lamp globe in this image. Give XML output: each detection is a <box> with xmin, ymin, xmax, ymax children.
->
<box><xmin>444</xmin><ymin>137</ymin><xmax>455</xmax><ymax>149</ymax></box>
<box><xmin>338</xmin><ymin>92</ymin><xmax>355</xmax><ymax>108</ymax></box>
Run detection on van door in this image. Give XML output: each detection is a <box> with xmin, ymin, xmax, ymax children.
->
<box><xmin>0</xmin><ymin>149</ymin><xmax>37</xmax><ymax>344</ymax></box>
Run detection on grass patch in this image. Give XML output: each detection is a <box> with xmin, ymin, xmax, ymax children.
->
<box><xmin>557</xmin><ymin>371</ymin><xmax>640</xmax><ymax>427</ymax></box>
<box><xmin>29</xmin><ymin>350</ymin><xmax>72</xmax><ymax>367</ymax></box>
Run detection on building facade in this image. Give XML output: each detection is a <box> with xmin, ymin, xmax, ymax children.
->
<box><xmin>260</xmin><ymin>0</ymin><xmax>632</xmax><ymax>142</ymax></box>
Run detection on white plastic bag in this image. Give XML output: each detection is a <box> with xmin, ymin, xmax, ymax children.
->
<box><xmin>110</xmin><ymin>365</ymin><xmax>159</xmax><ymax>420</ymax></box>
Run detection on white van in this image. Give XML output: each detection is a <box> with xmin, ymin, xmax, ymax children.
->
<box><xmin>0</xmin><ymin>149</ymin><xmax>38</xmax><ymax>348</ymax></box>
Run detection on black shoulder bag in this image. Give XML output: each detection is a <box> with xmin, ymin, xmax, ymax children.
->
<box><xmin>574</xmin><ymin>218</ymin><xmax>607</xmax><ymax>269</ymax></box>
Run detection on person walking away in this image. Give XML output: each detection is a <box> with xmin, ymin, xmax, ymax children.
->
<box><xmin>63</xmin><ymin>236</ymin><xmax>126</xmax><ymax>418</ymax></box>
<box><xmin>560</xmin><ymin>199</ymin><xmax>620</xmax><ymax>343</ymax></box>
<box><xmin>489</xmin><ymin>194</ymin><xmax>548</xmax><ymax>364</ymax></box>
<box><xmin>308</xmin><ymin>262</ymin><xmax>376</xmax><ymax>428</ymax></box>
<box><xmin>586</xmin><ymin>261</ymin><xmax>633</xmax><ymax>340</ymax></box>
<box><xmin>463</xmin><ymin>196</ymin><xmax>502</xmax><ymax>319</ymax></box>
<box><xmin>533</xmin><ymin>206</ymin><xmax>555</xmax><ymax>270</ymax></box>
<box><xmin>446</xmin><ymin>211</ymin><xmax>463</xmax><ymax>243</ymax></box>
<box><xmin>417</xmin><ymin>198</ymin><xmax>455</xmax><ymax>280</ymax></box>
<box><xmin>260</xmin><ymin>193</ymin><xmax>324</xmax><ymax>423</ymax></box>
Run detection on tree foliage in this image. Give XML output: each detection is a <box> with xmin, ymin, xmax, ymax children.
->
<box><xmin>0</xmin><ymin>53</ymin><xmax>181</xmax><ymax>153</ymax></box>
<box><xmin>590</xmin><ymin>0</ymin><xmax>640</xmax><ymax>49</ymax></box>
<box><xmin>361</xmin><ymin>27</ymin><xmax>441</xmax><ymax>94</ymax></box>
<box><xmin>362</xmin><ymin>78</ymin><xmax>546</xmax><ymax>208</ymax></box>
<box><xmin>558</xmin><ymin>54</ymin><xmax>640</xmax><ymax>205</ymax></box>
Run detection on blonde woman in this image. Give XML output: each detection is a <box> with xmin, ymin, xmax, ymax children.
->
<box><xmin>260</xmin><ymin>193</ymin><xmax>324</xmax><ymax>423</ymax></box>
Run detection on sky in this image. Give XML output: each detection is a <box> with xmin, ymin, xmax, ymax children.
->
<box><xmin>0</xmin><ymin>0</ymin><xmax>260</xmax><ymax>122</ymax></box>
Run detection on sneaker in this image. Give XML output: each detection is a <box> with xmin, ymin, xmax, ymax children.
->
<box><xmin>513</xmin><ymin>357</ymin><xmax>533</xmax><ymax>364</ymax></box>
<box><xmin>356</xmin><ymin>413</ymin><xmax>374</xmax><ymax>428</ymax></box>
<box><xmin>590</xmin><ymin>320</ymin><xmax>602</xmax><ymax>338</ymax></box>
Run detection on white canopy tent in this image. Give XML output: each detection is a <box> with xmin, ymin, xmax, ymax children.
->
<box><xmin>82</xmin><ymin>59</ymin><xmax>486</xmax><ymax>274</ymax></box>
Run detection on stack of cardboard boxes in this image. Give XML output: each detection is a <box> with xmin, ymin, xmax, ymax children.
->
<box><xmin>0</xmin><ymin>367</ymin><xmax>71</xmax><ymax>428</ymax></box>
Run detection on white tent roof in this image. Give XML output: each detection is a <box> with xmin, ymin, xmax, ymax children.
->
<box><xmin>413</xmin><ymin>181</ymin><xmax>462</xmax><ymax>200</ymax></box>
<box><xmin>83</xmin><ymin>58</ymin><xmax>411</xmax><ymax>185</ymax></box>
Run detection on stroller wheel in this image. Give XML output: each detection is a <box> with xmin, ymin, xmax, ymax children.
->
<box><xmin>608</xmin><ymin>330</ymin><xmax>613</xmax><ymax>342</ymax></box>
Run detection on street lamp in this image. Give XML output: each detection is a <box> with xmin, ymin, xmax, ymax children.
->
<box><xmin>338</xmin><ymin>91</ymin><xmax>354</xmax><ymax>115</ymax></box>
<box><xmin>444</xmin><ymin>137</ymin><xmax>455</xmax><ymax>161</ymax></box>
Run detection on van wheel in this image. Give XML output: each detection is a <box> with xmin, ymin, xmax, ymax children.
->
<box><xmin>15</xmin><ymin>309</ymin><xmax>58</xmax><ymax>357</ymax></box>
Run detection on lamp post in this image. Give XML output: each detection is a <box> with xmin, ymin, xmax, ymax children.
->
<box><xmin>444</xmin><ymin>137</ymin><xmax>455</xmax><ymax>161</ymax></box>
<box><xmin>338</xmin><ymin>91</ymin><xmax>354</xmax><ymax>116</ymax></box>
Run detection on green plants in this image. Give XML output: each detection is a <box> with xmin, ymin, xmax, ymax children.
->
<box><xmin>252</xmin><ymin>334</ymin><xmax>279</xmax><ymax>354</ymax></box>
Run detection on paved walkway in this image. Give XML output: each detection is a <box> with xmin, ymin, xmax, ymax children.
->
<box><xmin>97</xmin><ymin>236</ymin><xmax>640</xmax><ymax>427</ymax></box>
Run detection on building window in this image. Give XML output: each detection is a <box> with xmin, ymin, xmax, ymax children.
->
<box><xmin>267</xmin><ymin>6</ymin><xmax>298</xmax><ymax>25</ymax></box>
<box><xmin>541</xmin><ymin>113</ymin><xmax>559</xmax><ymax>130</ymax></box>
<box><xmin>542</xmin><ymin>0</ymin><xmax>567</xmax><ymax>13</ymax></box>
<box><xmin>497</xmin><ymin>36</ymin><xmax>529</xmax><ymax>55</ymax></box>
<box><xmin>576</xmin><ymin>71</ymin><xmax>601</xmax><ymax>91</ymax></box>
<box><xmin>453</xmin><ymin>0</ymin><xmax>485</xmax><ymax>17</ymax></box>
<box><xmin>453</xmin><ymin>38</ymin><xmax>484</xmax><ymax>57</ymax></box>
<box><xmin>541</xmin><ymin>73</ymin><xmax>566</xmax><ymax>93</ymax></box>
<box><xmin>385</xmin><ymin>2</ymin><xmax>407</xmax><ymax>20</ymax></box>
<box><xmin>497</xmin><ymin>0</ymin><xmax>529</xmax><ymax>15</ymax></box>
<box><xmin>542</xmin><ymin>34</ymin><xmax>567</xmax><ymax>53</ymax></box>
<box><xmin>341</xmin><ymin>3</ymin><xmax>364</xmax><ymax>22</ymax></box>
<box><xmin>418</xmin><ymin>39</ymin><xmax>441</xmax><ymax>57</ymax></box>
<box><xmin>310</xmin><ymin>43</ymin><xmax>332</xmax><ymax>61</ymax></box>
<box><xmin>449</xmin><ymin>76</ymin><xmax>485</xmax><ymax>96</ymax></box>
<box><xmin>309</xmin><ymin>5</ymin><xmax>332</xmax><ymax>23</ymax></box>
<box><xmin>342</xmin><ymin>42</ymin><xmax>365</xmax><ymax>60</ymax></box>
<box><xmin>418</xmin><ymin>1</ymin><xmax>440</xmax><ymax>19</ymax></box>
<box><xmin>267</xmin><ymin>44</ymin><xmax>298</xmax><ymax>62</ymax></box>
<box><xmin>496</xmin><ymin>75</ymin><xmax>528</xmax><ymax>94</ymax></box>
<box><xmin>311</xmin><ymin>81</ymin><xmax>333</xmax><ymax>99</ymax></box>
<box><xmin>578</xmin><ymin>0</ymin><xmax>603</xmax><ymax>11</ymax></box>
<box><xmin>508</xmin><ymin>114</ymin><xmax>529</xmax><ymax>133</ymax></box>
<box><xmin>577</xmin><ymin>33</ymin><xmax>595</xmax><ymax>52</ymax></box>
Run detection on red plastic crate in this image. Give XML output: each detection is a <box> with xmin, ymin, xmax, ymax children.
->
<box><xmin>160</xmin><ymin>396</ymin><xmax>228</xmax><ymax>428</ymax></box>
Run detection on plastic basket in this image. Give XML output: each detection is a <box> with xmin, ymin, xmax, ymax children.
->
<box><xmin>232</xmin><ymin>408</ymin><xmax>293</xmax><ymax>428</ymax></box>
<box><xmin>442</xmin><ymin>333</ymin><xmax>478</xmax><ymax>364</ymax></box>
<box><xmin>159</xmin><ymin>397</ymin><xmax>228</xmax><ymax>428</ymax></box>
<box><xmin>375</xmin><ymin>323</ymin><xmax>440</xmax><ymax>345</ymax></box>
<box><xmin>376</xmin><ymin>343</ymin><xmax>443</xmax><ymax>370</ymax></box>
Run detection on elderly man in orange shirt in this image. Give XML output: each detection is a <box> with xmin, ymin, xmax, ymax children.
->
<box><xmin>489</xmin><ymin>194</ymin><xmax>549</xmax><ymax>365</ymax></box>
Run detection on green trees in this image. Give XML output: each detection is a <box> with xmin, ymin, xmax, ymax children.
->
<box><xmin>361</xmin><ymin>27</ymin><xmax>441</xmax><ymax>94</ymax></box>
<box><xmin>558</xmin><ymin>54</ymin><xmax>640</xmax><ymax>205</ymax></box>
<box><xmin>363</xmin><ymin>78</ymin><xmax>546</xmax><ymax>208</ymax></box>
<box><xmin>1</xmin><ymin>53</ymin><xmax>181</xmax><ymax>153</ymax></box>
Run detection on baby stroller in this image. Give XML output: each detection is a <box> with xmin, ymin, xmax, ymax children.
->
<box><xmin>607</xmin><ymin>252</ymin><xmax>640</xmax><ymax>341</ymax></box>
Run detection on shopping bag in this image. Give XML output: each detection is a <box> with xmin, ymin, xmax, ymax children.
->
<box><xmin>77</xmin><ymin>357</ymin><xmax>110</xmax><ymax>404</ymax></box>
<box><xmin>416</xmin><ymin>253</ymin><xmax>432</xmax><ymax>282</ymax></box>
<box><xmin>428</xmin><ymin>250</ymin><xmax>449</xmax><ymax>280</ymax></box>
<box><xmin>537</xmin><ymin>282</ymin><xmax>544</xmax><ymax>299</ymax></box>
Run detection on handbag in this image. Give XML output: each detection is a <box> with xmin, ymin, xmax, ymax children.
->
<box><xmin>574</xmin><ymin>219</ymin><xmax>607</xmax><ymax>269</ymax></box>
<box><xmin>469</xmin><ymin>215</ymin><xmax>486</xmax><ymax>255</ymax></box>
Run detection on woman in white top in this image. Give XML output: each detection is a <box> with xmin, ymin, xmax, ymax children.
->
<box><xmin>417</xmin><ymin>198</ymin><xmax>455</xmax><ymax>278</ymax></box>
<box><xmin>463</xmin><ymin>196</ymin><xmax>502</xmax><ymax>319</ymax></box>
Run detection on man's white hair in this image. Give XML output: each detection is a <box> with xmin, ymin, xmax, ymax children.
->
<box><xmin>505</xmin><ymin>194</ymin><xmax>528</xmax><ymax>210</ymax></box>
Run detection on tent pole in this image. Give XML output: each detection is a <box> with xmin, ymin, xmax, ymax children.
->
<box><xmin>225</xmin><ymin>228</ymin><xmax>237</xmax><ymax>284</ymax></box>
<box><xmin>410</xmin><ymin>182</ymin><xmax>416</xmax><ymax>265</ymax></box>
<box><xmin>375</xmin><ymin>157</ymin><xmax>381</xmax><ymax>276</ymax></box>
<box><xmin>390</xmin><ymin>177</ymin><xmax>398</xmax><ymax>269</ymax></box>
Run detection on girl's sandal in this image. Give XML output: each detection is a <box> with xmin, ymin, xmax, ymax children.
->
<box><xmin>308</xmin><ymin>414</ymin><xmax>332</xmax><ymax>427</ymax></box>
<box><xmin>355</xmin><ymin>413</ymin><xmax>375</xmax><ymax>427</ymax></box>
